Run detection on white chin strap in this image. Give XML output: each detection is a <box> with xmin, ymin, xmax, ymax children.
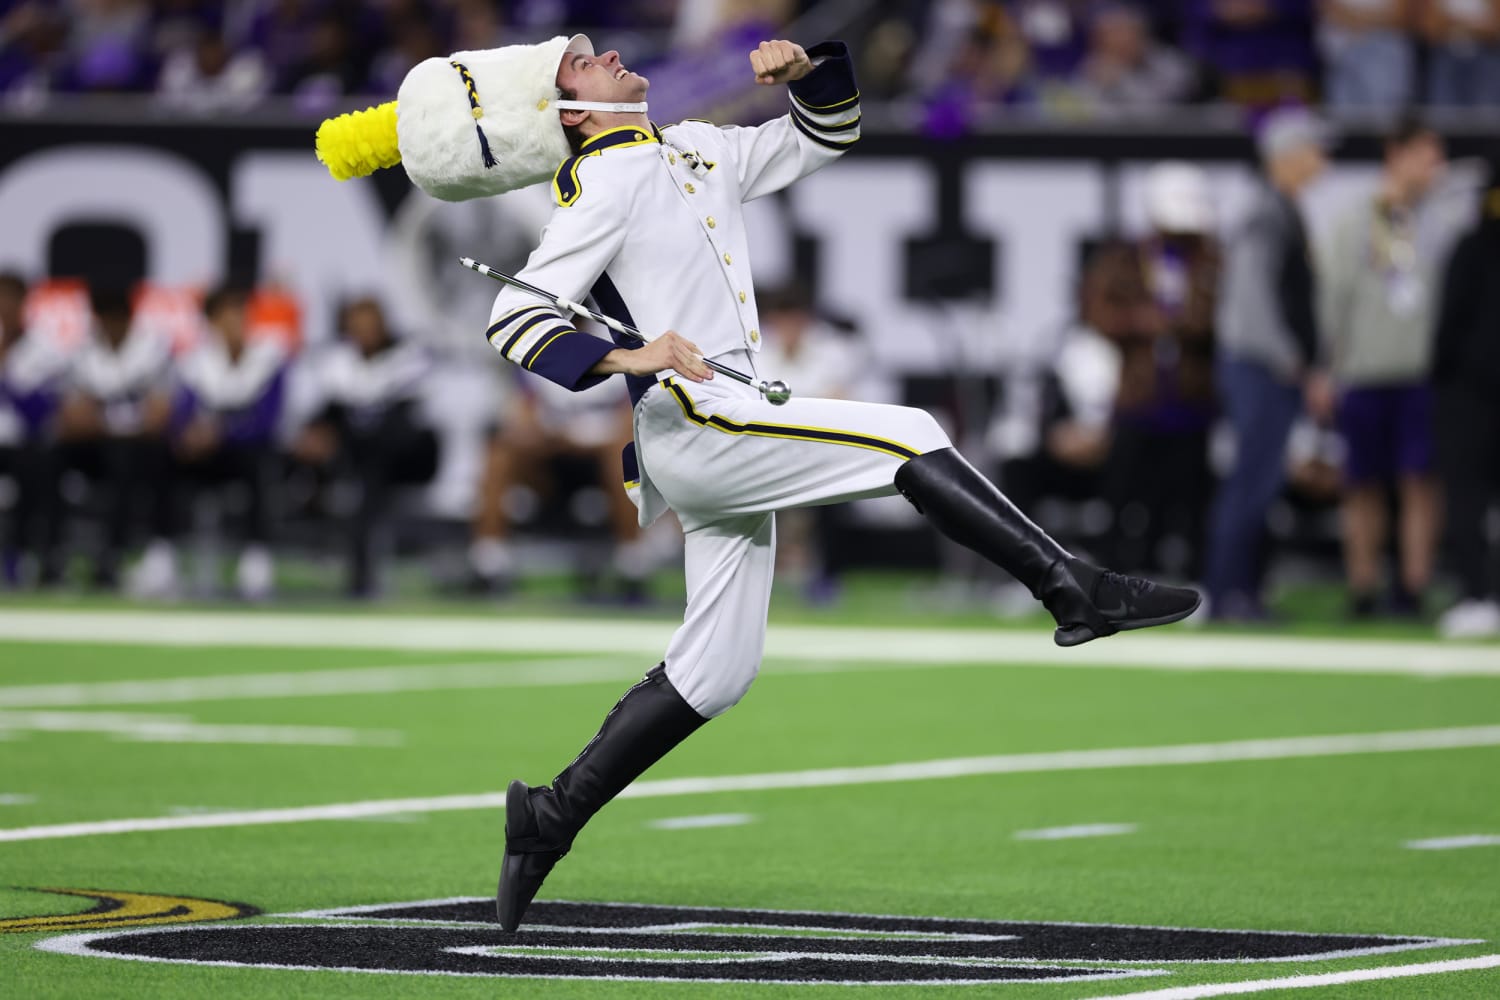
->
<box><xmin>554</xmin><ymin>99</ymin><xmax>648</xmax><ymax>113</ymax></box>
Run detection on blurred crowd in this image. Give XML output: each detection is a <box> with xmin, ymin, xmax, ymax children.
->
<box><xmin>3</xmin><ymin>1</ymin><xmax>1500</xmax><ymax>123</ymax></box>
<box><xmin>0</xmin><ymin>270</ymin><xmax>851</xmax><ymax>605</ymax></box>
<box><xmin>1003</xmin><ymin>112</ymin><xmax>1500</xmax><ymax>637</ymax></box>
<box><xmin>3</xmin><ymin>114</ymin><xmax>1500</xmax><ymax>637</ymax></box>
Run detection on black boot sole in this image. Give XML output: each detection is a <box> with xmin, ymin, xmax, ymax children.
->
<box><xmin>496</xmin><ymin>779</ymin><xmax>566</xmax><ymax>933</ymax></box>
<box><xmin>1054</xmin><ymin>592</ymin><xmax>1203</xmax><ymax>647</ymax></box>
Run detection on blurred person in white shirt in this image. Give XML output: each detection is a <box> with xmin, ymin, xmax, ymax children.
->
<box><xmin>0</xmin><ymin>273</ymin><xmax>70</xmax><ymax>586</ymax></box>
<box><xmin>291</xmin><ymin>297</ymin><xmax>438</xmax><ymax>598</ymax></box>
<box><xmin>50</xmin><ymin>283</ymin><xmax>174</xmax><ymax>589</ymax></box>
<box><xmin>132</xmin><ymin>286</ymin><xmax>288</xmax><ymax>600</ymax></box>
<box><xmin>155</xmin><ymin>21</ymin><xmax>269</xmax><ymax>112</ymax></box>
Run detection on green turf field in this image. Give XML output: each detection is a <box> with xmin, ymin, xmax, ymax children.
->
<box><xmin>2</xmin><ymin>602</ymin><xmax>1498</xmax><ymax>998</ymax></box>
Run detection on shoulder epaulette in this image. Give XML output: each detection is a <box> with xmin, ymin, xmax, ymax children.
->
<box><xmin>552</xmin><ymin>150</ymin><xmax>601</xmax><ymax>207</ymax></box>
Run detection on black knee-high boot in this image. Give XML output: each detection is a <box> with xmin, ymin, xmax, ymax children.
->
<box><xmin>895</xmin><ymin>448</ymin><xmax>1200</xmax><ymax>646</ymax></box>
<box><xmin>497</xmin><ymin>663</ymin><xmax>706</xmax><ymax>931</ymax></box>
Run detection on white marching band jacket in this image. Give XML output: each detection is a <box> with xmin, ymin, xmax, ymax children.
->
<box><xmin>484</xmin><ymin>41</ymin><xmax>860</xmax><ymax>408</ymax></box>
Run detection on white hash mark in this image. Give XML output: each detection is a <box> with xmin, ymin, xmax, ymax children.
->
<box><xmin>646</xmin><ymin>813</ymin><xmax>755</xmax><ymax>830</ymax></box>
<box><xmin>1013</xmin><ymin>823</ymin><xmax>1137</xmax><ymax>840</ymax></box>
<box><xmin>1404</xmin><ymin>834</ymin><xmax>1500</xmax><ymax>850</ymax></box>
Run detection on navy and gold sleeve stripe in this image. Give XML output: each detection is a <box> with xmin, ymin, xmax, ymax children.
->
<box><xmin>485</xmin><ymin>303</ymin><xmax>611</xmax><ymax>389</ymax></box>
<box><xmin>522</xmin><ymin>328</ymin><xmax>616</xmax><ymax>391</ymax></box>
<box><xmin>487</xmin><ymin>305</ymin><xmax>555</xmax><ymax>355</ymax></box>
<box><xmin>786</xmin><ymin>41</ymin><xmax>860</xmax><ymax>150</ymax></box>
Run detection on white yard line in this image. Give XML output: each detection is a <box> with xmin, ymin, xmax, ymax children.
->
<box><xmin>0</xmin><ymin>608</ymin><xmax>1498</xmax><ymax>676</ymax></box>
<box><xmin>0</xmin><ymin>710</ymin><xmax>400</xmax><ymax>747</ymax></box>
<box><xmin>1081</xmin><ymin>952</ymin><xmax>1500</xmax><ymax>999</ymax></box>
<box><xmin>646</xmin><ymin>813</ymin><xmax>755</xmax><ymax>830</ymax></box>
<box><xmin>2</xmin><ymin>724</ymin><xmax>1496</xmax><ymax>843</ymax></box>
<box><xmin>1013</xmin><ymin>823</ymin><xmax>1137</xmax><ymax>840</ymax></box>
<box><xmin>0</xmin><ymin>657</ymin><xmax>628</xmax><ymax>708</ymax></box>
<box><xmin>1404</xmin><ymin>834</ymin><xmax>1500</xmax><ymax>850</ymax></box>
<box><xmin>0</xmin><ymin>794</ymin><xmax>36</xmax><ymax>806</ymax></box>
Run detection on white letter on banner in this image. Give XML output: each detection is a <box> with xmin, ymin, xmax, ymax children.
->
<box><xmin>789</xmin><ymin>161</ymin><xmax>939</xmax><ymax>373</ymax></box>
<box><xmin>963</xmin><ymin>162</ymin><xmax>1105</xmax><ymax>364</ymax></box>
<box><xmin>232</xmin><ymin>153</ymin><xmax>399</xmax><ymax>347</ymax></box>
<box><xmin>0</xmin><ymin>147</ymin><xmax>222</xmax><ymax>285</ymax></box>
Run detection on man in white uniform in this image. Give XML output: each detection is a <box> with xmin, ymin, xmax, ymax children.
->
<box><xmin>316</xmin><ymin>34</ymin><xmax>1200</xmax><ymax>934</ymax></box>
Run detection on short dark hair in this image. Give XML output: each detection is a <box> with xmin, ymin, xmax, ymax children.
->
<box><xmin>1386</xmin><ymin>111</ymin><xmax>1438</xmax><ymax>154</ymax></box>
<box><xmin>203</xmin><ymin>283</ymin><xmax>248</xmax><ymax>318</ymax></box>
<box><xmin>0</xmin><ymin>272</ymin><xmax>26</xmax><ymax>299</ymax></box>
<box><xmin>558</xmin><ymin>87</ymin><xmax>587</xmax><ymax>155</ymax></box>
<box><xmin>336</xmin><ymin>295</ymin><xmax>388</xmax><ymax>336</ymax></box>
<box><xmin>88</xmin><ymin>284</ymin><xmax>133</xmax><ymax>321</ymax></box>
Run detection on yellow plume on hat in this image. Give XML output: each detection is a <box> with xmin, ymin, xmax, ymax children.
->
<box><xmin>315</xmin><ymin>101</ymin><xmax>402</xmax><ymax>181</ymax></box>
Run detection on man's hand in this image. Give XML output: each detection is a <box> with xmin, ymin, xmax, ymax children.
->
<box><xmin>179</xmin><ymin>416</ymin><xmax>221</xmax><ymax>459</ymax></box>
<box><xmin>293</xmin><ymin>423</ymin><xmax>338</xmax><ymax>465</ymax></box>
<box><xmin>749</xmin><ymin>40</ymin><xmax>812</xmax><ymax>85</ymax></box>
<box><xmin>1304</xmin><ymin>369</ymin><xmax>1336</xmax><ymax>424</ymax></box>
<box><xmin>594</xmin><ymin>330</ymin><xmax>713</xmax><ymax>383</ymax></box>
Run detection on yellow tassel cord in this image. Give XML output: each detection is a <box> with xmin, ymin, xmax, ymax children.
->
<box><xmin>315</xmin><ymin>101</ymin><xmax>401</xmax><ymax>181</ymax></box>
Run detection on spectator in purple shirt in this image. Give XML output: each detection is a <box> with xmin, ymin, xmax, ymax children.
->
<box><xmin>57</xmin><ymin>0</ymin><xmax>155</xmax><ymax>92</ymax></box>
<box><xmin>922</xmin><ymin>7</ymin><xmax>1035</xmax><ymax>137</ymax></box>
<box><xmin>1014</xmin><ymin>0</ymin><xmax>1094</xmax><ymax>81</ymax></box>
<box><xmin>132</xmin><ymin>285</ymin><xmax>287</xmax><ymax>601</ymax></box>
<box><xmin>1182</xmin><ymin>0</ymin><xmax>1318</xmax><ymax>110</ymax></box>
<box><xmin>0</xmin><ymin>3</ymin><xmax>68</xmax><ymax>97</ymax></box>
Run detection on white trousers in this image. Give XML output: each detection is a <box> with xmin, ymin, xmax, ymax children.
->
<box><xmin>632</xmin><ymin>365</ymin><xmax>951</xmax><ymax>717</ymax></box>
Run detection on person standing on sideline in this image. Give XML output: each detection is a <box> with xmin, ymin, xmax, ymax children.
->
<box><xmin>1432</xmin><ymin>151</ymin><xmax>1500</xmax><ymax>639</ymax></box>
<box><xmin>1206</xmin><ymin>107</ymin><xmax>1329</xmax><ymax>621</ymax></box>
<box><xmin>1080</xmin><ymin>161</ymin><xmax>1219</xmax><ymax>578</ymax></box>
<box><xmin>1318</xmin><ymin>115</ymin><xmax>1447</xmax><ymax>618</ymax></box>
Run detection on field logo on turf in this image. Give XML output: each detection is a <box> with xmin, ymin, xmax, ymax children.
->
<box><xmin>2</xmin><ymin>888</ymin><xmax>257</xmax><ymax>934</ymax></box>
<box><xmin>34</xmin><ymin>897</ymin><xmax>1477</xmax><ymax>985</ymax></box>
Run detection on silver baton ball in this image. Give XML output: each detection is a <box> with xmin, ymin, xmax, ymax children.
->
<box><xmin>460</xmin><ymin>257</ymin><xmax>792</xmax><ymax>405</ymax></box>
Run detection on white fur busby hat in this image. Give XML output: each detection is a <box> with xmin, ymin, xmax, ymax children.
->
<box><xmin>317</xmin><ymin>34</ymin><xmax>625</xmax><ymax>202</ymax></box>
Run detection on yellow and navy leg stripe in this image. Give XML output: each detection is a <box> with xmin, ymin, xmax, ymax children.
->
<box><xmin>664</xmin><ymin>379</ymin><xmax>918</xmax><ymax>460</ymax></box>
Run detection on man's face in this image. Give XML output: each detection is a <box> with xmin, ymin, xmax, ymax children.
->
<box><xmin>1095</xmin><ymin>12</ymin><xmax>1146</xmax><ymax>65</ymax></box>
<box><xmin>211</xmin><ymin>299</ymin><xmax>247</xmax><ymax>351</ymax></box>
<box><xmin>344</xmin><ymin>302</ymin><xmax>387</xmax><ymax>355</ymax></box>
<box><xmin>1275</xmin><ymin>144</ymin><xmax>1327</xmax><ymax>191</ymax></box>
<box><xmin>556</xmin><ymin>48</ymin><xmax>649</xmax><ymax>108</ymax></box>
<box><xmin>1392</xmin><ymin>133</ymin><xmax>1446</xmax><ymax>199</ymax></box>
<box><xmin>98</xmin><ymin>312</ymin><xmax>131</xmax><ymax>347</ymax></box>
